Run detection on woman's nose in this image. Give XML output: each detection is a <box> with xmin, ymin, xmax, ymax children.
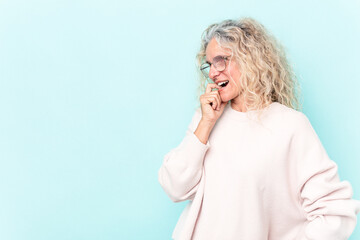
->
<box><xmin>208</xmin><ymin>65</ymin><xmax>220</xmax><ymax>80</ymax></box>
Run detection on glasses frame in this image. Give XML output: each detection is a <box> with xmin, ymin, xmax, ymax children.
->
<box><xmin>200</xmin><ymin>55</ymin><xmax>231</xmax><ymax>79</ymax></box>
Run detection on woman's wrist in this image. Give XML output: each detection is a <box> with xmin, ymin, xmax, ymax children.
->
<box><xmin>194</xmin><ymin>119</ymin><xmax>216</xmax><ymax>145</ymax></box>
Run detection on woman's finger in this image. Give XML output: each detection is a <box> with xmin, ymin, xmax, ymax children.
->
<box><xmin>208</xmin><ymin>91</ymin><xmax>222</xmax><ymax>110</ymax></box>
<box><xmin>202</xmin><ymin>95</ymin><xmax>217</xmax><ymax>110</ymax></box>
<box><xmin>205</xmin><ymin>83</ymin><xmax>220</xmax><ymax>93</ymax></box>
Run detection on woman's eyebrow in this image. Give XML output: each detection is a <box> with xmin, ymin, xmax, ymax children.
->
<box><xmin>206</xmin><ymin>55</ymin><xmax>227</xmax><ymax>64</ymax></box>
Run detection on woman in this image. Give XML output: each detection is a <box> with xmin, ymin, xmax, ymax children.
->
<box><xmin>158</xmin><ymin>17</ymin><xmax>360</xmax><ymax>240</ymax></box>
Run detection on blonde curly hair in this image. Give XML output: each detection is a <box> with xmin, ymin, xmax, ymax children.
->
<box><xmin>195</xmin><ymin>17</ymin><xmax>302</xmax><ymax>115</ymax></box>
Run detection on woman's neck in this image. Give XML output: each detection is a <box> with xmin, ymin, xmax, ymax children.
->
<box><xmin>230</xmin><ymin>94</ymin><xmax>249</xmax><ymax>112</ymax></box>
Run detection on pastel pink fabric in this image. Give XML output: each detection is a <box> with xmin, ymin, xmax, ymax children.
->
<box><xmin>158</xmin><ymin>102</ymin><xmax>360</xmax><ymax>240</ymax></box>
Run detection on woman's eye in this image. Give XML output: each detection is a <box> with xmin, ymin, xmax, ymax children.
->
<box><xmin>212</xmin><ymin>56</ymin><xmax>223</xmax><ymax>62</ymax></box>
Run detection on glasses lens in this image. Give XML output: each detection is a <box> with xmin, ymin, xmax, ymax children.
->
<box><xmin>200</xmin><ymin>64</ymin><xmax>210</xmax><ymax>78</ymax></box>
<box><xmin>213</xmin><ymin>56</ymin><xmax>226</xmax><ymax>72</ymax></box>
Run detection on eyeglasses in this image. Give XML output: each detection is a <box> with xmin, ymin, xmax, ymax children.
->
<box><xmin>200</xmin><ymin>55</ymin><xmax>231</xmax><ymax>79</ymax></box>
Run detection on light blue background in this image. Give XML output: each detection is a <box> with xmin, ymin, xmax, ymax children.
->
<box><xmin>0</xmin><ymin>0</ymin><xmax>359</xmax><ymax>239</ymax></box>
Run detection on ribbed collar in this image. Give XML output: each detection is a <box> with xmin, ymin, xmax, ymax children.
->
<box><xmin>222</xmin><ymin>101</ymin><xmax>280</xmax><ymax>121</ymax></box>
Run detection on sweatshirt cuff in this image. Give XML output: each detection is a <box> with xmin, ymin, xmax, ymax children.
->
<box><xmin>175</xmin><ymin>129</ymin><xmax>211</xmax><ymax>168</ymax></box>
<box><xmin>173</xmin><ymin>129</ymin><xmax>210</xmax><ymax>171</ymax></box>
<box><xmin>186</xmin><ymin>129</ymin><xmax>211</xmax><ymax>149</ymax></box>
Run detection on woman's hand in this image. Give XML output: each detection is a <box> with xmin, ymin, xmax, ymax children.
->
<box><xmin>199</xmin><ymin>83</ymin><xmax>228</xmax><ymax>124</ymax></box>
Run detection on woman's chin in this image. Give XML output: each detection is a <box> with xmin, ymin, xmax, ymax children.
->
<box><xmin>219</xmin><ymin>92</ymin><xmax>233</xmax><ymax>103</ymax></box>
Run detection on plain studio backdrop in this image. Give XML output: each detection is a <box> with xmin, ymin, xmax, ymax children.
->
<box><xmin>0</xmin><ymin>0</ymin><xmax>359</xmax><ymax>239</ymax></box>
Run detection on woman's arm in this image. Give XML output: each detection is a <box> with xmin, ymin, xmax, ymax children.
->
<box><xmin>194</xmin><ymin>118</ymin><xmax>216</xmax><ymax>144</ymax></box>
<box><xmin>290</xmin><ymin>112</ymin><xmax>360</xmax><ymax>240</ymax></box>
<box><xmin>158</xmin><ymin>108</ymin><xmax>212</xmax><ymax>202</ymax></box>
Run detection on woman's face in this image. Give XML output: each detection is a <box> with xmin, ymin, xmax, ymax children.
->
<box><xmin>205</xmin><ymin>38</ymin><xmax>242</xmax><ymax>103</ymax></box>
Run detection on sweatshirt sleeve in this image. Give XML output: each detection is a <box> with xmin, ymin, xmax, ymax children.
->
<box><xmin>158</xmin><ymin>108</ymin><xmax>210</xmax><ymax>203</ymax></box>
<box><xmin>291</xmin><ymin>112</ymin><xmax>360</xmax><ymax>240</ymax></box>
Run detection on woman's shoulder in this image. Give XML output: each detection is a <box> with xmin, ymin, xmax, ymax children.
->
<box><xmin>269</xmin><ymin>102</ymin><xmax>311</xmax><ymax>130</ymax></box>
<box><xmin>271</xmin><ymin>101</ymin><xmax>305</xmax><ymax>117</ymax></box>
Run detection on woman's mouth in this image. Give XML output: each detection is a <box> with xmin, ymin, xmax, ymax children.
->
<box><xmin>217</xmin><ymin>80</ymin><xmax>229</xmax><ymax>89</ymax></box>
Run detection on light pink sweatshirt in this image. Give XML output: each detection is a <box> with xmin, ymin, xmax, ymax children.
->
<box><xmin>158</xmin><ymin>102</ymin><xmax>360</xmax><ymax>240</ymax></box>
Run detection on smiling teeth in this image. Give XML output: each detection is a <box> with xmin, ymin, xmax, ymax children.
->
<box><xmin>217</xmin><ymin>81</ymin><xmax>229</xmax><ymax>87</ymax></box>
